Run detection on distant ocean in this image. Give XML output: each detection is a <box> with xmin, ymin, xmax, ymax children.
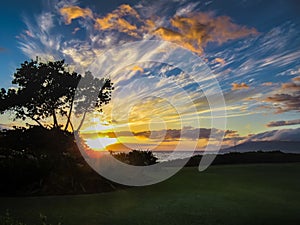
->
<box><xmin>152</xmin><ymin>151</ymin><xmax>219</xmax><ymax>162</ymax></box>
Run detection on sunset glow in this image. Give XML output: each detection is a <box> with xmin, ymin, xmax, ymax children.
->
<box><xmin>85</xmin><ymin>137</ymin><xmax>118</xmax><ymax>151</ymax></box>
<box><xmin>1</xmin><ymin>0</ymin><xmax>299</xmax><ymax>153</ymax></box>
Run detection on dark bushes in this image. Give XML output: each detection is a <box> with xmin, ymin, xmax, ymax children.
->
<box><xmin>112</xmin><ymin>150</ymin><xmax>158</xmax><ymax>166</ymax></box>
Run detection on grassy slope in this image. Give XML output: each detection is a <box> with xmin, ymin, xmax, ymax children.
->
<box><xmin>1</xmin><ymin>163</ymin><xmax>300</xmax><ymax>225</ymax></box>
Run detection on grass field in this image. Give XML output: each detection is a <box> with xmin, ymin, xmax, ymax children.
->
<box><xmin>1</xmin><ymin>163</ymin><xmax>300</xmax><ymax>225</ymax></box>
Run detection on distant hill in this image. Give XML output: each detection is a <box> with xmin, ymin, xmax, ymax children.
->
<box><xmin>221</xmin><ymin>141</ymin><xmax>300</xmax><ymax>153</ymax></box>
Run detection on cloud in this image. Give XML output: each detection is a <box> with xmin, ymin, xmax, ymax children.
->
<box><xmin>265</xmin><ymin>94</ymin><xmax>300</xmax><ymax>113</ymax></box>
<box><xmin>130</xmin><ymin>65</ymin><xmax>144</xmax><ymax>72</ymax></box>
<box><xmin>246</xmin><ymin>128</ymin><xmax>300</xmax><ymax>142</ymax></box>
<box><xmin>265</xmin><ymin>76</ymin><xmax>300</xmax><ymax>113</ymax></box>
<box><xmin>292</xmin><ymin>76</ymin><xmax>300</xmax><ymax>82</ymax></box>
<box><xmin>154</xmin><ymin>13</ymin><xmax>258</xmax><ymax>54</ymax></box>
<box><xmin>214</xmin><ymin>57</ymin><xmax>225</xmax><ymax>65</ymax></box>
<box><xmin>0</xmin><ymin>47</ymin><xmax>5</xmax><ymax>52</ymax></box>
<box><xmin>175</xmin><ymin>2</ymin><xmax>200</xmax><ymax>16</ymax></box>
<box><xmin>25</xmin><ymin>30</ymin><xmax>34</xmax><ymax>37</ymax></box>
<box><xmin>266</xmin><ymin>119</ymin><xmax>300</xmax><ymax>127</ymax></box>
<box><xmin>38</xmin><ymin>12</ymin><xmax>55</xmax><ymax>31</ymax></box>
<box><xmin>262</xmin><ymin>82</ymin><xmax>274</xmax><ymax>86</ymax></box>
<box><xmin>88</xmin><ymin>125</ymin><xmax>250</xmax><ymax>150</ymax></box>
<box><xmin>20</xmin><ymin>0</ymin><xmax>260</xmax><ymax>74</ymax></box>
<box><xmin>60</xmin><ymin>6</ymin><xmax>93</xmax><ymax>24</ymax></box>
<box><xmin>290</xmin><ymin>68</ymin><xmax>300</xmax><ymax>75</ymax></box>
<box><xmin>231</xmin><ymin>82</ymin><xmax>249</xmax><ymax>90</ymax></box>
<box><xmin>94</xmin><ymin>4</ymin><xmax>141</xmax><ymax>37</ymax></box>
<box><xmin>18</xmin><ymin>12</ymin><xmax>62</xmax><ymax>62</ymax></box>
<box><xmin>134</xmin><ymin>127</ymin><xmax>219</xmax><ymax>140</ymax></box>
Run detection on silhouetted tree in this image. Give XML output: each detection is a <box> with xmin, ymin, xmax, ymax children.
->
<box><xmin>112</xmin><ymin>150</ymin><xmax>158</xmax><ymax>166</ymax></box>
<box><xmin>72</xmin><ymin>71</ymin><xmax>113</xmax><ymax>131</ymax></box>
<box><xmin>0</xmin><ymin>59</ymin><xmax>113</xmax><ymax>131</ymax></box>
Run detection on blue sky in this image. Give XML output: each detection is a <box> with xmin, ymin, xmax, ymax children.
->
<box><xmin>1</xmin><ymin>0</ymin><xmax>300</xmax><ymax>150</ymax></box>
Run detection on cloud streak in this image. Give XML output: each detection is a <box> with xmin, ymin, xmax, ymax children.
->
<box><xmin>266</xmin><ymin>119</ymin><xmax>300</xmax><ymax>127</ymax></box>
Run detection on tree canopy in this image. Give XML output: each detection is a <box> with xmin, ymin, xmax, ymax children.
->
<box><xmin>0</xmin><ymin>58</ymin><xmax>113</xmax><ymax>131</ymax></box>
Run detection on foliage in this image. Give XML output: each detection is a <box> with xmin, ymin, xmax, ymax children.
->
<box><xmin>0</xmin><ymin>59</ymin><xmax>113</xmax><ymax>131</ymax></box>
<box><xmin>112</xmin><ymin>150</ymin><xmax>158</xmax><ymax>166</ymax></box>
<box><xmin>0</xmin><ymin>57</ymin><xmax>117</xmax><ymax>195</ymax></box>
<box><xmin>0</xmin><ymin>127</ymin><xmax>122</xmax><ymax>196</ymax></box>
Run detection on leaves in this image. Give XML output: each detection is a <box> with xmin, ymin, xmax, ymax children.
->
<box><xmin>0</xmin><ymin>58</ymin><xmax>113</xmax><ymax>130</ymax></box>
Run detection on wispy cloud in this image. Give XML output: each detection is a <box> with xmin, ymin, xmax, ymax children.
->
<box><xmin>17</xmin><ymin>0</ymin><xmax>300</xmax><ymax>138</ymax></box>
<box><xmin>266</xmin><ymin>119</ymin><xmax>300</xmax><ymax>127</ymax></box>
<box><xmin>18</xmin><ymin>12</ymin><xmax>61</xmax><ymax>62</ymax></box>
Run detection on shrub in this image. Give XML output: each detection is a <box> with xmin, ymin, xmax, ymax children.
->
<box><xmin>112</xmin><ymin>150</ymin><xmax>157</xmax><ymax>166</ymax></box>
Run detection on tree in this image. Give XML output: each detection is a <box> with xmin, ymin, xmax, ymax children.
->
<box><xmin>112</xmin><ymin>150</ymin><xmax>158</xmax><ymax>166</ymax></box>
<box><xmin>72</xmin><ymin>71</ymin><xmax>113</xmax><ymax>131</ymax></box>
<box><xmin>0</xmin><ymin>58</ymin><xmax>113</xmax><ymax>131</ymax></box>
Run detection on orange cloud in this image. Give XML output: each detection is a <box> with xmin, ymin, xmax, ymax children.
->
<box><xmin>281</xmin><ymin>82</ymin><xmax>300</xmax><ymax>90</ymax></box>
<box><xmin>59</xmin><ymin>5</ymin><xmax>257</xmax><ymax>55</ymax></box>
<box><xmin>215</xmin><ymin>57</ymin><xmax>225</xmax><ymax>65</ymax></box>
<box><xmin>292</xmin><ymin>76</ymin><xmax>300</xmax><ymax>82</ymax></box>
<box><xmin>131</xmin><ymin>65</ymin><xmax>144</xmax><ymax>72</ymax></box>
<box><xmin>231</xmin><ymin>82</ymin><xmax>249</xmax><ymax>90</ymax></box>
<box><xmin>155</xmin><ymin>13</ymin><xmax>258</xmax><ymax>55</ymax></box>
<box><xmin>94</xmin><ymin>4</ymin><xmax>140</xmax><ymax>37</ymax></box>
<box><xmin>117</xmin><ymin>18</ymin><xmax>138</xmax><ymax>33</ymax></box>
<box><xmin>60</xmin><ymin>6</ymin><xmax>93</xmax><ymax>24</ymax></box>
<box><xmin>95</xmin><ymin>13</ymin><xmax>115</xmax><ymax>30</ymax></box>
<box><xmin>118</xmin><ymin>4</ymin><xmax>140</xmax><ymax>19</ymax></box>
<box><xmin>154</xmin><ymin>27</ymin><xmax>204</xmax><ymax>54</ymax></box>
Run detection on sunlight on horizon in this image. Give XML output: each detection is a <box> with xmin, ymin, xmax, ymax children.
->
<box><xmin>85</xmin><ymin>137</ymin><xmax>118</xmax><ymax>151</ymax></box>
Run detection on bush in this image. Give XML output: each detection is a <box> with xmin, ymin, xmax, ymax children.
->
<box><xmin>112</xmin><ymin>150</ymin><xmax>157</xmax><ymax>166</ymax></box>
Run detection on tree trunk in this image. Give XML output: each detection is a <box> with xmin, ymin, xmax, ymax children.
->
<box><xmin>52</xmin><ymin>109</ymin><xmax>59</xmax><ymax>128</ymax></box>
<box><xmin>64</xmin><ymin>96</ymin><xmax>74</xmax><ymax>131</ymax></box>
<box><xmin>76</xmin><ymin>110</ymin><xmax>87</xmax><ymax>132</ymax></box>
<box><xmin>69</xmin><ymin>120</ymin><xmax>75</xmax><ymax>133</ymax></box>
<box><xmin>30</xmin><ymin>116</ymin><xmax>44</xmax><ymax>128</ymax></box>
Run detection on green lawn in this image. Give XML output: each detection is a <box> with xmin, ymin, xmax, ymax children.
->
<box><xmin>1</xmin><ymin>163</ymin><xmax>300</xmax><ymax>225</ymax></box>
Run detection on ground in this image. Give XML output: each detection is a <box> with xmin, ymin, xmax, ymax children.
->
<box><xmin>1</xmin><ymin>163</ymin><xmax>300</xmax><ymax>225</ymax></box>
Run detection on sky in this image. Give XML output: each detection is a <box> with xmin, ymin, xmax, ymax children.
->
<box><xmin>1</xmin><ymin>0</ymin><xmax>300</xmax><ymax>151</ymax></box>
